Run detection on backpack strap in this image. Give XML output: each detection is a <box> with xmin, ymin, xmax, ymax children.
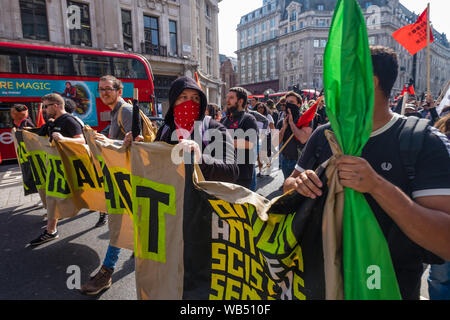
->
<box><xmin>398</xmin><ymin>116</ymin><xmax>430</xmax><ymax>181</ymax></box>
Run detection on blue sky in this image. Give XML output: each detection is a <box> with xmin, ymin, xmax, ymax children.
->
<box><xmin>218</xmin><ymin>0</ymin><xmax>450</xmax><ymax>57</ymax></box>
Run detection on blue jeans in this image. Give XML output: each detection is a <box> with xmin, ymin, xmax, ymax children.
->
<box><xmin>103</xmin><ymin>245</ymin><xmax>121</xmax><ymax>270</ymax></box>
<box><xmin>428</xmin><ymin>262</ymin><xmax>450</xmax><ymax>300</ymax></box>
<box><xmin>280</xmin><ymin>154</ymin><xmax>297</xmax><ymax>180</ymax></box>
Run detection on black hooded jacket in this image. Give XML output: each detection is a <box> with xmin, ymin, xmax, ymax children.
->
<box><xmin>155</xmin><ymin>76</ymin><xmax>239</xmax><ymax>183</ymax></box>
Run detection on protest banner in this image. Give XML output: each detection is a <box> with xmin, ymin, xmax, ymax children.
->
<box><xmin>84</xmin><ymin>127</ymin><xmax>134</xmax><ymax>251</ymax></box>
<box><xmin>21</xmin><ymin>130</ymin><xmax>79</xmax><ymax>220</ymax></box>
<box><xmin>12</xmin><ymin>129</ymin><xmax>38</xmax><ymax>196</ymax></box>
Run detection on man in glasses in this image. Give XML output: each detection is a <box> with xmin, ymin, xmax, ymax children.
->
<box><xmin>80</xmin><ymin>75</ymin><xmax>136</xmax><ymax>295</ymax></box>
<box><xmin>29</xmin><ymin>93</ymin><xmax>85</xmax><ymax>246</ymax></box>
<box><xmin>96</xmin><ymin>75</ymin><xmax>133</xmax><ymax>140</ymax></box>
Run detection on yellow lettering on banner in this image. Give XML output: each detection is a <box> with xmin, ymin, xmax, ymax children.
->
<box><xmin>232</xmin><ymin>203</ymin><xmax>247</xmax><ymax>219</ymax></box>
<box><xmin>244</xmin><ymin>253</ymin><xmax>250</xmax><ymax>284</ymax></box>
<box><xmin>209</xmin><ymin>274</ymin><xmax>225</xmax><ymax>300</ymax></box>
<box><xmin>16</xmin><ymin>82</ymin><xmax>25</xmax><ymax>89</ymax></box>
<box><xmin>209</xmin><ymin>200</ymin><xmax>238</xmax><ymax>219</ymax></box>
<box><xmin>228</xmin><ymin>246</ymin><xmax>243</xmax><ymax>278</ymax></box>
<box><xmin>225</xmin><ymin>277</ymin><xmax>241</xmax><ymax>300</ymax></box>
<box><xmin>211</xmin><ymin>242</ymin><xmax>226</xmax><ymax>272</ymax></box>
<box><xmin>250</xmin><ymin>259</ymin><xmax>263</xmax><ymax>291</ymax></box>
<box><xmin>242</xmin><ymin>283</ymin><xmax>262</xmax><ymax>300</ymax></box>
<box><xmin>293</xmin><ymin>272</ymin><xmax>306</xmax><ymax>300</ymax></box>
<box><xmin>44</xmin><ymin>83</ymin><xmax>50</xmax><ymax>90</ymax></box>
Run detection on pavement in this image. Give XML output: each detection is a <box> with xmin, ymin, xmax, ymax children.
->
<box><xmin>0</xmin><ymin>161</ymin><xmax>430</xmax><ymax>300</ymax></box>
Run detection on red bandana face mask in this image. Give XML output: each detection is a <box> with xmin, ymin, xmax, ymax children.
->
<box><xmin>173</xmin><ymin>100</ymin><xmax>201</xmax><ymax>139</ymax></box>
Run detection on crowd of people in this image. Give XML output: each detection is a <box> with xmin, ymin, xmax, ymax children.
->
<box><xmin>9</xmin><ymin>44</ymin><xmax>450</xmax><ymax>300</ymax></box>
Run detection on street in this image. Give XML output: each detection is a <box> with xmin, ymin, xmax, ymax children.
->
<box><xmin>0</xmin><ymin>161</ymin><xmax>430</xmax><ymax>300</ymax></box>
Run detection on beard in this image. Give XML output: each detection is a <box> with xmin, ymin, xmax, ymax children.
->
<box><xmin>227</xmin><ymin>103</ymin><xmax>239</xmax><ymax>114</ymax></box>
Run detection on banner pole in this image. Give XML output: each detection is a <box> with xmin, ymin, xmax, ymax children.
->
<box><xmin>401</xmin><ymin>92</ymin><xmax>409</xmax><ymax>115</ymax></box>
<box><xmin>426</xmin><ymin>3</ymin><xmax>431</xmax><ymax>96</ymax></box>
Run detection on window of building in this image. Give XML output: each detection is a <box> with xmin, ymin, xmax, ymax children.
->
<box><xmin>318</xmin><ymin>19</ymin><xmax>326</xmax><ymax>27</ymax></box>
<box><xmin>320</xmin><ymin>39</ymin><xmax>327</xmax><ymax>47</ymax></box>
<box><xmin>169</xmin><ymin>20</ymin><xmax>178</xmax><ymax>55</ymax></box>
<box><xmin>290</xmin><ymin>11</ymin><xmax>297</xmax><ymax>22</ymax></box>
<box><xmin>67</xmin><ymin>1</ymin><xmax>92</xmax><ymax>47</ymax></box>
<box><xmin>313</xmin><ymin>39</ymin><xmax>320</xmax><ymax>48</ymax></box>
<box><xmin>121</xmin><ymin>9</ymin><xmax>133</xmax><ymax>51</ymax></box>
<box><xmin>314</xmin><ymin>54</ymin><xmax>323</xmax><ymax>67</ymax></box>
<box><xmin>317</xmin><ymin>4</ymin><xmax>324</xmax><ymax>11</ymax></box>
<box><xmin>290</xmin><ymin>25</ymin><xmax>296</xmax><ymax>32</ymax></box>
<box><xmin>144</xmin><ymin>15</ymin><xmax>159</xmax><ymax>46</ymax></box>
<box><xmin>207</xmin><ymin>56</ymin><xmax>211</xmax><ymax>74</ymax></box>
<box><xmin>20</xmin><ymin>0</ymin><xmax>49</xmax><ymax>41</ymax></box>
<box><xmin>368</xmin><ymin>36</ymin><xmax>376</xmax><ymax>45</ymax></box>
<box><xmin>206</xmin><ymin>27</ymin><xmax>211</xmax><ymax>46</ymax></box>
<box><xmin>205</xmin><ymin>2</ymin><xmax>211</xmax><ymax>17</ymax></box>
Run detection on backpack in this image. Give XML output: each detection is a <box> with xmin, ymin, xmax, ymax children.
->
<box><xmin>117</xmin><ymin>102</ymin><xmax>157</xmax><ymax>142</ymax></box>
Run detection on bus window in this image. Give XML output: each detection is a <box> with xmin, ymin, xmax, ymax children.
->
<box><xmin>0</xmin><ymin>105</ymin><xmax>13</xmax><ymax>129</ymax></box>
<box><xmin>26</xmin><ymin>54</ymin><xmax>49</xmax><ymax>74</ymax></box>
<box><xmin>0</xmin><ymin>52</ymin><xmax>21</xmax><ymax>73</ymax></box>
<box><xmin>73</xmin><ymin>54</ymin><xmax>111</xmax><ymax>78</ymax></box>
<box><xmin>112</xmin><ymin>57</ymin><xmax>147</xmax><ymax>79</ymax></box>
<box><xmin>49</xmin><ymin>54</ymin><xmax>72</xmax><ymax>75</ymax></box>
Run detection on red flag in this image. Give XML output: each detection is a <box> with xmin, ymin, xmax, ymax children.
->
<box><xmin>36</xmin><ymin>103</ymin><xmax>46</xmax><ymax>128</ymax></box>
<box><xmin>407</xmin><ymin>85</ymin><xmax>415</xmax><ymax>96</ymax></box>
<box><xmin>400</xmin><ymin>85</ymin><xmax>407</xmax><ymax>96</ymax></box>
<box><xmin>392</xmin><ymin>8</ymin><xmax>434</xmax><ymax>55</ymax></box>
<box><xmin>194</xmin><ymin>72</ymin><xmax>202</xmax><ymax>89</ymax></box>
<box><xmin>296</xmin><ymin>96</ymin><xmax>323</xmax><ymax>128</ymax></box>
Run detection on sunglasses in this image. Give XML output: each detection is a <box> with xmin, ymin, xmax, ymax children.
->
<box><xmin>43</xmin><ymin>103</ymin><xmax>58</xmax><ymax>108</ymax></box>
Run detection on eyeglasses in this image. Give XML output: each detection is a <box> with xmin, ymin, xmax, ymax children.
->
<box><xmin>43</xmin><ymin>103</ymin><xmax>58</xmax><ymax>109</ymax></box>
<box><xmin>98</xmin><ymin>87</ymin><xmax>117</xmax><ymax>93</ymax></box>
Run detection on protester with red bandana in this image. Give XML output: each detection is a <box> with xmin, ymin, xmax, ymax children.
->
<box><xmin>151</xmin><ymin>76</ymin><xmax>239</xmax><ymax>182</ymax></box>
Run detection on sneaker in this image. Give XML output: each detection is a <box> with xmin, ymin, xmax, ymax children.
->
<box><xmin>80</xmin><ymin>266</ymin><xmax>113</xmax><ymax>295</ymax></box>
<box><xmin>29</xmin><ymin>230</ymin><xmax>59</xmax><ymax>246</ymax></box>
<box><xmin>95</xmin><ymin>212</ymin><xmax>108</xmax><ymax>228</ymax></box>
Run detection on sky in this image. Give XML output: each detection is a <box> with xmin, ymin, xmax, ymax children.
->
<box><xmin>218</xmin><ymin>0</ymin><xmax>450</xmax><ymax>58</ymax></box>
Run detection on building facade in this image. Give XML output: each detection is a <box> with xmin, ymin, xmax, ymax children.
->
<box><xmin>0</xmin><ymin>0</ymin><xmax>223</xmax><ymax>112</ymax></box>
<box><xmin>236</xmin><ymin>0</ymin><xmax>450</xmax><ymax>98</ymax></box>
<box><xmin>219</xmin><ymin>55</ymin><xmax>237</xmax><ymax>107</ymax></box>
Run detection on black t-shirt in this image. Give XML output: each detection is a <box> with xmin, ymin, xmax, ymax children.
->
<box><xmin>221</xmin><ymin>111</ymin><xmax>258</xmax><ymax>181</ymax></box>
<box><xmin>276</xmin><ymin>118</ymin><xmax>305</xmax><ymax>160</ymax></box>
<box><xmin>296</xmin><ymin>113</ymin><xmax>450</xmax><ymax>299</ymax></box>
<box><xmin>41</xmin><ymin>113</ymin><xmax>83</xmax><ymax>139</ymax></box>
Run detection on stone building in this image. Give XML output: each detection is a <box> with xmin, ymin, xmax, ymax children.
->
<box><xmin>236</xmin><ymin>0</ymin><xmax>450</xmax><ymax>98</ymax></box>
<box><xmin>219</xmin><ymin>55</ymin><xmax>237</xmax><ymax>107</ymax></box>
<box><xmin>0</xmin><ymin>0</ymin><xmax>223</xmax><ymax>111</ymax></box>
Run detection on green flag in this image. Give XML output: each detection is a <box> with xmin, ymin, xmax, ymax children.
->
<box><xmin>323</xmin><ymin>0</ymin><xmax>402</xmax><ymax>299</ymax></box>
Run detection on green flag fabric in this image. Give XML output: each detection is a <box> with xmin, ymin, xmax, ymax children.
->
<box><xmin>323</xmin><ymin>0</ymin><xmax>401</xmax><ymax>299</ymax></box>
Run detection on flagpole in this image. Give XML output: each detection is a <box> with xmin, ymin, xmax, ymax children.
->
<box><xmin>401</xmin><ymin>92</ymin><xmax>409</xmax><ymax>115</ymax></box>
<box><xmin>426</xmin><ymin>3</ymin><xmax>431</xmax><ymax>96</ymax></box>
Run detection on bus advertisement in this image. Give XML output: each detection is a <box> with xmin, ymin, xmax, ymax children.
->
<box><xmin>0</xmin><ymin>41</ymin><xmax>155</xmax><ymax>162</ymax></box>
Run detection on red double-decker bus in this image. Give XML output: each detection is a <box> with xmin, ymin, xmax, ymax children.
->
<box><xmin>0</xmin><ymin>41</ymin><xmax>155</xmax><ymax>161</ymax></box>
